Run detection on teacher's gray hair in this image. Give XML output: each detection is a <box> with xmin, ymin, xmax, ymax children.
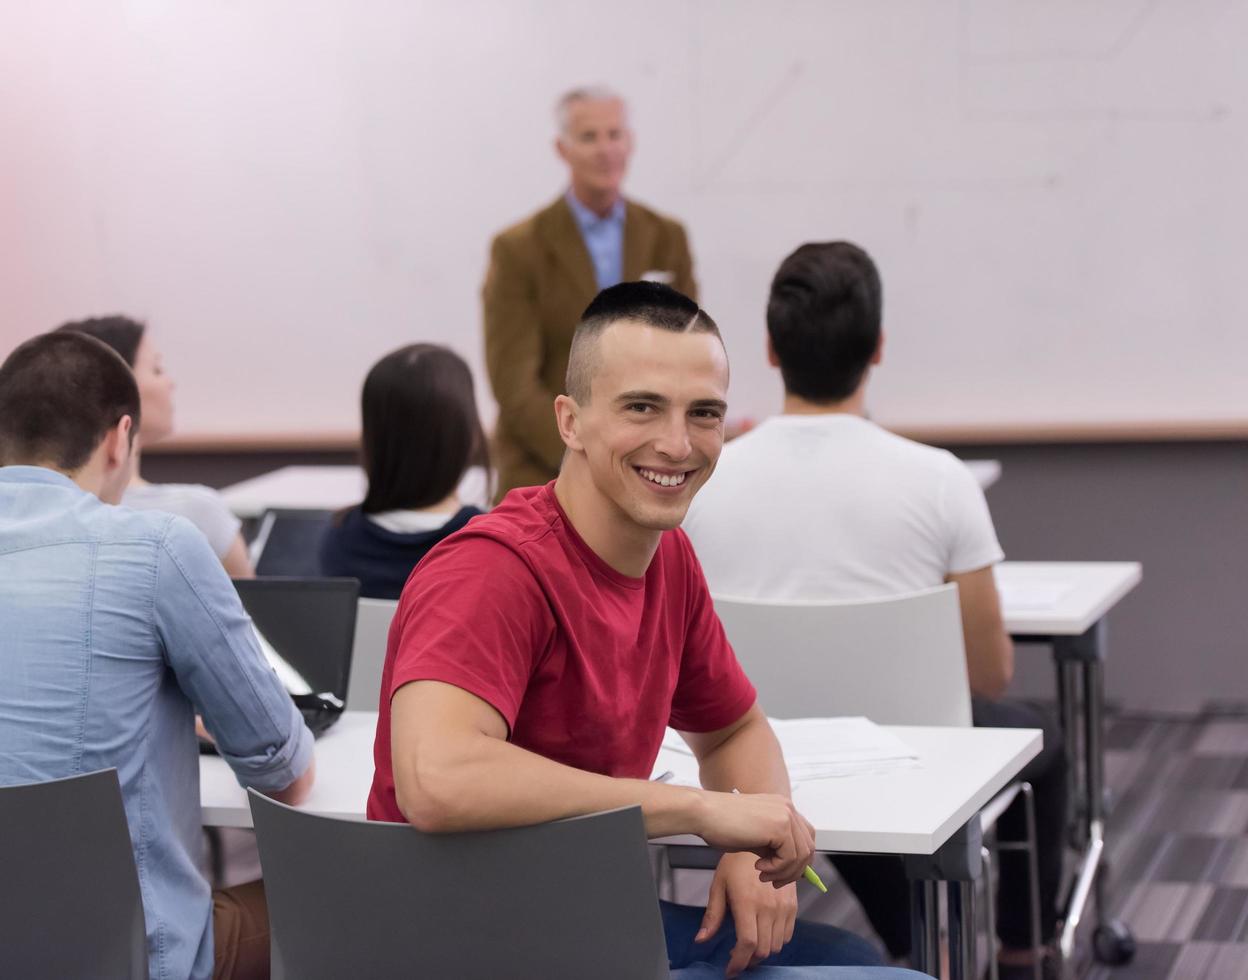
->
<box><xmin>555</xmin><ymin>86</ymin><xmax>627</xmax><ymax>140</ymax></box>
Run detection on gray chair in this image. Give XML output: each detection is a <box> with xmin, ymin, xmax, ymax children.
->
<box><xmin>713</xmin><ymin>585</ymin><xmax>1042</xmax><ymax>980</ymax></box>
<box><xmin>249</xmin><ymin>791</ymin><xmax>669</xmax><ymax>979</ymax></box>
<box><xmin>0</xmin><ymin>769</ymin><xmax>147</xmax><ymax>979</ymax></box>
<box><xmin>346</xmin><ymin>596</ymin><xmax>399</xmax><ymax>711</ymax></box>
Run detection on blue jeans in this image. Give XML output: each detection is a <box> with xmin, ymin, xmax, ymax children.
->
<box><xmin>662</xmin><ymin>901</ymin><xmax>928</xmax><ymax>978</ymax></box>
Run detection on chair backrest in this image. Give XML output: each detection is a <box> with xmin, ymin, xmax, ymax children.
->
<box><xmin>0</xmin><ymin>769</ymin><xmax>147</xmax><ymax>978</ymax></box>
<box><xmin>713</xmin><ymin>583</ymin><xmax>972</xmax><ymax>727</ymax></box>
<box><xmin>249</xmin><ymin>792</ymin><xmax>668</xmax><ymax>980</ymax></box>
<box><xmin>346</xmin><ymin>597</ymin><xmax>399</xmax><ymax>711</ymax></box>
<box><xmin>252</xmin><ymin>508</ymin><xmax>335</xmax><ymax>577</ymax></box>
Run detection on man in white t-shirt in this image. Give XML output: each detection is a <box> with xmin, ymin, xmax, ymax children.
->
<box><xmin>683</xmin><ymin>242</ymin><xmax>1065</xmax><ymax>980</ymax></box>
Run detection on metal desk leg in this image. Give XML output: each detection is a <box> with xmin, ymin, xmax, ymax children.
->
<box><xmin>906</xmin><ymin>818</ymin><xmax>983</xmax><ymax>980</ymax></box>
<box><xmin>1053</xmin><ymin>621</ymin><xmax>1136</xmax><ymax>967</ymax></box>
<box><xmin>948</xmin><ymin>880</ymin><xmax>976</xmax><ymax>980</ymax></box>
<box><xmin>909</xmin><ymin>879</ymin><xmax>941</xmax><ymax>977</ymax></box>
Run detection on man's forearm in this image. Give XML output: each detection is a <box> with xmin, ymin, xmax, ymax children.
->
<box><xmin>396</xmin><ymin>728</ymin><xmax>705</xmax><ymax>838</ymax></box>
<box><xmin>695</xmin><ymin>711</ymin><xmax>792</xmax><ymax>798</ymax></box>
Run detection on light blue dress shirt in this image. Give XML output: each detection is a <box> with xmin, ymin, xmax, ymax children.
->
<box><xmin>0</xmin><ymin>466</ymin><xmax>314</xmax><ymax>980</ymax></box>
<box><xmin>566</xmin><ymin>190</ymin><xmax>626</xmax><ymax>289</ymax></box>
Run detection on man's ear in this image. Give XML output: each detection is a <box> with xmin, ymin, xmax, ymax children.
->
<box><xmin>871</xmin><ymin>329</ymin><xmax>885</xmax><ymax>366</ymax></box>
<box><xmin>554</xmin><ymin>135</ymin><xmax>570</xmax><ymax>166</ymax></box>
<box><xmin>766</xmin><ymin>335</ymin><xmax>780</xmax><ymax>368</ymax></box>
<box><xmin>104</xmin><ymin>415</ymin><xmax>134</xmax><ymax>474</ymax></box>
<box><xmin>553</xmin><ymin>394</ymin><xmax>584</xmax><ymax>452</ymax></box>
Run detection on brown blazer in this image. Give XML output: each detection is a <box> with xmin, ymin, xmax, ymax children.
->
<box><xmin>482</xmin><ymin>195</ymin><xmax>697</xmax><ymax>497</ymax></box>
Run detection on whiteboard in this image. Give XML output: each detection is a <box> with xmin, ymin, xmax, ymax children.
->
<box><xmin>2</xmin><ymin>0</ymin><xmax>1245</xmax><ymax>441</ymax></box>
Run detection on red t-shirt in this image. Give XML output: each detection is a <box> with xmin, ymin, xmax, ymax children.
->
<box><xmin>367</xmin><ymin>483</ymin><xmax>756</xmax><ymax>822</ymax></box>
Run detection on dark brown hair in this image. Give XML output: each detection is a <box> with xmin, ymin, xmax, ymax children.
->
<box><xmin>0</xmin><ymin>332</ymin><xmax>141</xmax><ymax>469</ymax></box>
<box><xmin>56</xmin><ymin>315</ymin><xmax>146</xmax><ymax>368</ymax></box>
<box><xmin>767</xmin><ymin>242</ymin><xmax>882</xmax><ymax>403</ymax></box>
<box><xmin>359</xmin><ymin>344</ymin><xmax>489</xmax><ymax>513</ymax></box>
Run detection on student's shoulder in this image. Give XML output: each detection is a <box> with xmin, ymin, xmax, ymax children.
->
<box><xmin>417</xmin><ymin>488</ymin><xmax>558</xmax><ymax>572</ymax></box>
<box><xmin>128</xmin><ymin>482</ymin><xmax>235</xmax><ymax>524</ymax></box>
<box><xmin>867</xmin><ymin>421</ymin><xmax>965</xmax><ymax>473</ymax></box>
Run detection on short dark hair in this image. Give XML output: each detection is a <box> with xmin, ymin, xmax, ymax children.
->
<box><xmin>0</xmin><ymin>331</ymin><xmax>141</xmax><ymax>470</ymax></box>
<box><xmin>766</xmin><ymin>242</ymin><xmax>882</xmax><ymax>403</ymax></box>
<box><xmin>56</xmin><ymin>315</ymin><xmax>146</xmax><ymax>368</ymax></box>
<box><xmin>358</xmin><ymin>344</ymin><xmax>489</xmax><ymax>514</ymax></box>
<box><xmin>566</xmin><ymin>281</ymin><xmax>721</xmax><ymax>402</ymax></box>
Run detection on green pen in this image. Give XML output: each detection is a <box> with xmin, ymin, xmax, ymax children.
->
<box><xmin>731</xmin><ymin>788</ymin><xmax>827</xmax><ymax>892</ymax></box>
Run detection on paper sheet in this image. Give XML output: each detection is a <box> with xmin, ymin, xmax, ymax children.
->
<box><xmin>997</xmin><ymin>581</ymin><xmax>1072</xmax><ymax>612</ymax></box>
<box><xmin>652</xmin><ymin>717</ymin><xmax>920</xmax><ymax>787</ymax></box>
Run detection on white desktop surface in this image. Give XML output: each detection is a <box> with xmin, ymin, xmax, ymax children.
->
<box><xmin>964</xmin><ymin>459</ymin><xmax>1001</xmax><ymax>491</ymax></box>
<box><xmin>221</xmin><ymin>465</ymin><xmax>489</xmax><ymax>518</ymax></box>
<box><xmin>201</xmin><ymin>713</ymin><xmax>1039</xmax><ymax>859</ymax></box>
<box><xmin>997</xmin><ymin>561</ymin><xmax>1142</xmax><ymax>636</ymax></box>
<box><xmin>201</xmin><ymin>712</ymin><xmax>377</xmax><ymax>828</ymax></box>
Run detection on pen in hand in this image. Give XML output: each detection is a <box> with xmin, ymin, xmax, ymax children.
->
<box><xmin>732</xmin><ymin>788</ymin><xmax>828</xmax><ymax>893</ymax></box>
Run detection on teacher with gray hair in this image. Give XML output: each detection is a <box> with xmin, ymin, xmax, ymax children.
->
<box><xmin>482</xmin><ymin>85</ymin><xmax>697</xmax><ymax>498</ymax></box>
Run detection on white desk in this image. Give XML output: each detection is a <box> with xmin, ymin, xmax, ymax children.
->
<box><xmin>201</xmin><ymin>712</ymin><xmax>377</xmax><ymax>828</ymax></box>
<box><xmin>964</xmin><ymin>459</ymin><xmax>1001</xmax><ymax>491</ymax></box>
<box><xmin>220</xmin><ymin>465</ymin><xmax>490</xmax><ymax>519</ymax></box>
<box><xmin>997</xmin><ymin>559</ymin><xmax>1142</xmax><ymax>965</ymax></box>
<box><xmin>202</xmin><ymin>713</ymin><xmax>1038</xmax><ymax>980</ymax></box>
<box><xmin>997</xmin><ymin>561</ymin><xmax>1141</xmax><ymax>637</ymax></box>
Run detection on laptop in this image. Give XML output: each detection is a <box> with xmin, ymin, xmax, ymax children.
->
<box><xmin>201</xmin><ymin>577</ymin><xmax>359</xmax><ymax>753</ymax></box>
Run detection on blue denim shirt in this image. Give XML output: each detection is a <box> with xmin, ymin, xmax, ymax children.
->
<box><xmin>566</xmin><ymin>189</ymin><xmax>626</xmax><ymax>289</ymax></box>
<box><xmin>0</xmin><ymin>467</ymin><xmax>314</xmax><ymax>980</ymax></box>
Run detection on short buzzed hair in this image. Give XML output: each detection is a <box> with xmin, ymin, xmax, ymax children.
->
<box><xmin>565</xmin><ymin>281</ymin><xmax>720</xmax><ymax>403</ymax></box>
<box><xmin>555</xmin><ymin>85</ymin><xmax>626</xmax><ymax>138</ymax></box>
<box><xmin>0</xmin><ymin>331</ymin><xmax>141</xmax><ymax>470</ymax></box>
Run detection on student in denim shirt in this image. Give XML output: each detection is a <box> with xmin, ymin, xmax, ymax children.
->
<box><xmin>0</xmin><ymin>332</ymin><xmax>315</xmax><ymax>980</ymax></box>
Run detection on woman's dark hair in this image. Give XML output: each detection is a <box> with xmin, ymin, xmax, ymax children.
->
<box><xmin>358</xmin><ymin>344</ymin><xmax>490</xmax><ymax>513</ymax></box>
<box><xmin>56</xmin><ymin>315</ymin><xmax>146</xmax><ymax>368</ymax></box>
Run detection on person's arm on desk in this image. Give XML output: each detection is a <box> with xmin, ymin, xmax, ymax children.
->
<box><xmin>680</xmin><ymin>703</ymin><xmax>804</xmax><ymax>976</ymax></box>
<box><xmin>482</xmin><ymin>233</ymin><xmax>567</xmax><ymax>474</ymax></box>
<box><xmin>948</xmin><ymin>564</ymin><xmax>1014</xmax><ymax>700</ymax></box>
<box><xmin>389</xmin><ymin>680</ymin><xmax>814</xmax><ymax>886</ymax></box>
<box><xmin>155</xmin><ymin>518</ymin><xmax>316</xmax><ymax>800</ymax></box>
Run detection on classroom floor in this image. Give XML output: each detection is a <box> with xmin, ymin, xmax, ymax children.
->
<box><xmin>779</xmin><ymin>710</ymin><xmax>1248</xmax><ymax>979</ymax></box>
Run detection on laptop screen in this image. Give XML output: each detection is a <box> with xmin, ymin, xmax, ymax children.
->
<box><xmin>232</xmin><ymin>577</ymin><xmax>359</xmax><ymax>704</ymax></box>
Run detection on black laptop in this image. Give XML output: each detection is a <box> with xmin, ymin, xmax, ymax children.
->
<box><xmin>201</xmin><ymin>577</ymin><xmax>359</xmax><ymax>752</ymax></box>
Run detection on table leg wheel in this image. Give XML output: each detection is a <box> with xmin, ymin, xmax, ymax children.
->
<box><xmin>1092</xmin><ymin>920</ymin><xmax>1136</xmax><ymax>965</ymax></box>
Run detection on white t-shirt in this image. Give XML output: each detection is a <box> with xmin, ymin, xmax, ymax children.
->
<box><xmin>683</xmin><ymin>414</ymin><xmax>1004</xmax><ymax>600</ymax></box>
<box><xmin>122</xmin><ymin>483</ymin><xmax>242</xmax><ymax>559</ymax></box>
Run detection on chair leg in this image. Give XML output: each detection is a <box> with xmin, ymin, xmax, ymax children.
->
<box><xmin>1021</xmin><ymin>782</ymin><xmax>1044</xmax><ymax>980</ymax></box>
<box><xmin>994</xmin><ymin>783</ymin><xmax>1044</xmax><ymax>980</ymax></box>
<box><xmin>982</xmin><ymin>844</ymin><xmax>999</xmax><ymax>980</ymax></box>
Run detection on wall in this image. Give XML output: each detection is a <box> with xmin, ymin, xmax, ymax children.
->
<box><xmin>4</xmin><ymin>0</ymin><xmax>1248</xmax><ymax>439</ymax></box>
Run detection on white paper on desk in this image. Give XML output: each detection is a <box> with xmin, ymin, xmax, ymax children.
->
<box><xmin>997</xmin><ymin>581</ymin><xmax>1071</xmax><ymax>611</ymax></box>
<box><xmin>768</xmin><ymin>717</ymin><xmax>920</xmax><ymax>782</ymax></box>
<box><xmin>655</xmin><ymin>718</ymin><xmax>920</xmax><ymax>786</ymax></box>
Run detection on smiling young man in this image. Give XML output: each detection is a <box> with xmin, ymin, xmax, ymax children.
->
<box><xmin>369</xmin><ymin>283</ymin><xmax>920</xmax><ymax>978</ymax></box>
<box><xmin>482</xmin><ymin>87</ymin><xmax>697</xmax><ymax>498</ymax></box>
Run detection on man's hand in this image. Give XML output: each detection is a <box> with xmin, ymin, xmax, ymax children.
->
<box><xmin>697</xmin><ymin>852</ymin><xmax>798</xmax><ymax>977</ymax></box>
<box><xmin>694</xmin><ymin>791</ymin><xmax>816</xmax><ymax>887</ymax></box>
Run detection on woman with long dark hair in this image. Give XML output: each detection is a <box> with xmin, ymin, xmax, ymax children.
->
<box><xmin>320</xmin><ymin>343</ymin><xmax>490</xmax><ymax>598</ymax></box>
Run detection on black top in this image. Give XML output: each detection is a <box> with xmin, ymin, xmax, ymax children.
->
<box><xmin>319</xmin><ymin>505</ymin><xmax>483</xmax><ymax>600</ymax></box>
